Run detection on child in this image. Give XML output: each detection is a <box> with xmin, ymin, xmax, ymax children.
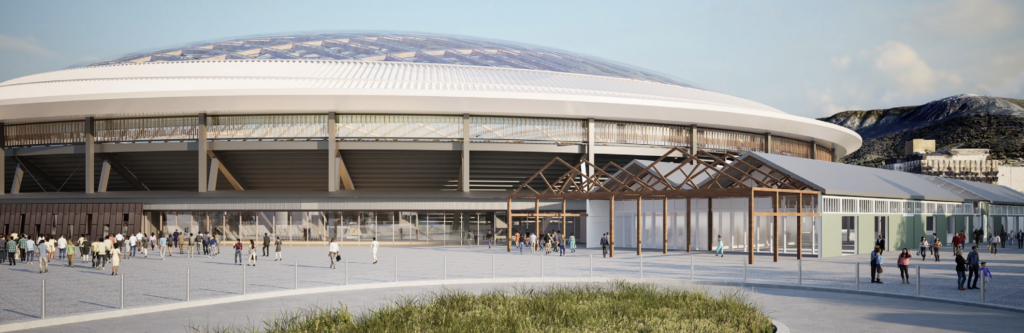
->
<box><xmin>980</xmin><ymin>262</ymin><xmax>993</xmax><ymax>285</ymax></box>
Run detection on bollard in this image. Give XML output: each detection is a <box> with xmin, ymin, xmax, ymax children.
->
<box><xmin>187</xmin><ymin>269</ymin><xmax>191</xmax><ymax>301</ymax></box>
<box><xmin>855</xmin><ymin>263</ymin><xmax>860</xmax><ymax>291</ymax></box>
<box><xmin>798</xmin><ymin>260</ymin><xmax>802</xmax><ymax>285</ymax></box>
<box><xmin>345</xmin><ymin>259</ymin><xmax>349</xmax><ymax>285</ymax></box>
<box><xmin>916</xmin><ymin>266</ymin><xmax>920</xmax><ymax>296</ymax></box>
<box><xmin>690</xmin><ymin>255</ymin><xmax>694</xmax><ymax>281</ymax></box>
<box><xmin>640</xmin><ymin>255</ymin><xmax>644</xmax><ymax>279</ymax></box>
<box><xmin>981</xmin><ymin>274</ymin><xmax>986</xmax><ymax>304</ymax></box>
<box><xmin>395</xmin><ymin>257</ymin><xmax>398</xmax><ymax>282</ymax></box>
<box><xmin>444</xmin><ymin>256</ymin><xmax>447</xmax><ymax>280</ymax></box>
<box><xmin>294</xmin><ymin>262</ymin><xmax>298</xmax><ymax>289</ymax></box>
<box><xmin>121</xmin><ymin>274</ymin><xmax>125</xmax><ymax>309</ymax></box>
<box><xmin>590</xmin><ymin>254</ymin><xmax>594</xmax><ymax>278</ymax></box>
<box><xmin>744</xmin><ymin>259</ymin><xmax>747</xmax><ymax>284</ymax></box>
<box><xmin>41</xmin><ymin>280</ymin><xmax>45</xmax><ymax>319</ymax></box>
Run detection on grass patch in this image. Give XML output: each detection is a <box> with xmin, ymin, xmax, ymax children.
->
<box><xmin>189</xmin><ymin>281</ymin><xmax>772</xmax><ymax>332</ymax></box>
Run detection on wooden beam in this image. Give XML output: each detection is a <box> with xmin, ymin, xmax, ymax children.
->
<box><xmin>707</xmin><ymin>198</ymin><xmax>713</xmax><ymax>252</ymax></box>
<box><xmin>561</xmin><ymin>198</ymin><xmax>566</xmax><ymax>234</ymax></box>
<box><xmin>13</xmin><ymin>156</ymin><xmax>59</xmax><ymax>192</ymax></box>
<box><xmin>797</xmin><ymin>193</ymin><xmax>803</xmax><ymax>260</ymax></box>
<box><xmin>507</xmin><ymin>197</ymin><xmax>512</xmax><ymax>252</ymax></box>
<box><xmin>663</xmin><ymin>197</ymin><xmax>668</xmax><ymax>254</ymax></box>
<box><xmin>610</xmin><ymin>195</ymin><xmax>615</xmax><ymax>258</ymax></box>
<box><xmin>207</xmin><ymin>151</ymin><xmax>244</xmax><ymax>190</ymax></box>
<box><xmin>96</xmin><ymin>153</ymin><xmax>148</xmax><ymax>191</ymax></box>
<box><xmin>338</xmin><ymin>152</ymin><xmax>355</xmax><ymax>190</ymax></box>
<box><xmin>686</xmin><ymin>197</ymin><xmax>691</xmax><ymax>252</ymax></box>
<box><xmin>10</xmin><ymin>164</ymin><xmax>24</xmax><ymax>194</ymax></box>
<box><xmin>97</xmin><ymin>160</ymin><xmax>110</xmax><ymax>193</ymax></box>
<box><xmin>534</xmin><ymin>197</ymin><xmax>540</xmax><ymax>236</ymax></box>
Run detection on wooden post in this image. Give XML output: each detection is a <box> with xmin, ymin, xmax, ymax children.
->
<box><xmin>686</xmin><ymin>198</ymin><xmax>691</xmax><ymax>252</ymax></box>
<box><xmin>797</xmin><ymin>194</ymin><xmax>803</xmax><ymax>260</ymax></box>
<box><xmin>534</xmin><ymin>197</ymin><xmax>540</xmax><ymax>236</ymax></box>
<box><xmin>610</xmin><ymin>195</ymin><xmax>615</xmax><ymax>258</ymax></box>
<box><xmin>707</xmin><ymin>198</ymin><xmax>713</xmax><ymax>252</ymax></box>
<box><xmin>663</xmin><ymin>197</ymin><xmax>668</xmax><ymax>254</ymax></box>
<box><xmin>637</xmin><ymin>196</ymin><xmax>642</xmax><ymax>256</ymax></box>
<box><xmin>748</xmin><ymin>190</ymin><xmax>755</xmax><ymax>265</ymax></box>
<box><xmin>773</xmin><ymin>191</ymin><xmax>780</xmax><ymax>263</ymax></box>
<box><xmin>507</xmin><ymin>197</ymin><xmax>512</xmax><ymax>252</ymax></box>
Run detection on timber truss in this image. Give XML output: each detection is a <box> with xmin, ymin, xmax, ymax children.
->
<box><xmin>506</xmin><ymin>147</ymin><xmax>822</xmax><ymax>264</ymax></box>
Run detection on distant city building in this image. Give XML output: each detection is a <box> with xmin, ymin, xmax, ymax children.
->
<box><xmin>880</xmin><ymin>139</ymin><xmax>1024</xmax><ymax>193</ymax></box>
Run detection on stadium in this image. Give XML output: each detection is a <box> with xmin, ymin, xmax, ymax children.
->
<box><xmin>0</xmin><ymin>32</ymin><xmax>871</xmax><ymax>254</ymax></box>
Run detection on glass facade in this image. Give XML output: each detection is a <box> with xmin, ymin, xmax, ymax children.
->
<box><xmin>145</xmin><ymin>211</ymin><xmax>514</xmax><ymax>246</ymax></box>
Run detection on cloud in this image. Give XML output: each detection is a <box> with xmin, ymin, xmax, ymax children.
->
<box><xmin>918</xmin><ymin>0</ymin><xmax>1017</xmax><ymax>37</ymax></box>
<box><xmin>988</xmin><ymin>71</ymin><xmax>1024</xmax><ymax>98</ymax></box>
<box><xmin>873</xmin><ymin>41</ymin><xmax>960</xmax><ymax>94</ymax></box>
<box><xmin>0</xmin><ymin>34</ymin><xmax>54</xmax><ymax>56</ymax></box>
<box><xmin>830</xmin><ymin>56</ymin><xmax>850</xmax><ymax>70</ymax></box>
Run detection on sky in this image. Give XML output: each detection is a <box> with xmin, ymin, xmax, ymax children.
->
<box><xmin>0</xmin><ymin>0</ymin><xmax>1022</xmax><ymax>118</ymax></box>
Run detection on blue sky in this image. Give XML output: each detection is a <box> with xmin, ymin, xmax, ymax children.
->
<box><xmin>1</xmin><ymin>0</ymin><xmax>1022</xmax><ymax>118</ymax></box>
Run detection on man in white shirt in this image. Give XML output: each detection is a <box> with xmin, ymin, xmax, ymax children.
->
<box><xmin>370</xmin><ymin>237</ymin><xmax>379</xmax><ymax>264</ymax></box>
<box><xmin>328</xmin><ymin>238</ymin><xmax>339</xmax><ymax>269</ymax></box>
<box><xmin>128</xmin><ymin>235</ymin><xmax>137</xmax><ymax>258</ymax></box>
<box><xmin>530</xmin><ymin>233</ymin><xmax>538</xmax><ymax>253</ymax></box>
<box><xmin>57</xmin><ymin>236</ymin><xmax>67</xmax><ymax>260</ymax></box>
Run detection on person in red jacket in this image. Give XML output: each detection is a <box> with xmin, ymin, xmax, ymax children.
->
<box><xmin>952</xmin><ymin>233</ymin><xmax>962</xmax><ymax>255</ymax></box>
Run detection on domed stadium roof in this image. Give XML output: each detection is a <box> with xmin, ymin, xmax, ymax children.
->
<box><xmin>85</xmin><ymin>32</ymin><xmax>698</xmax><ymax>89</ymax></box>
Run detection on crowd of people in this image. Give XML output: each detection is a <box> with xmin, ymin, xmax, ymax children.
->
<box><xmin>868</xmin><ymin>228</ymin><xmax>1013</xmax><ymax>291</ymax></box>
<box><xmin>508</xmin><ymin>230</ymin><xmax>576</xmax><ymax>256</ymax></box>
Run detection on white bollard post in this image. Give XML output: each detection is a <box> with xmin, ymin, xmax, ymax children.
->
<box><xmin>855</xmin><ymin>263</ymin><xmax>860</xmax><ymax>291</ymax></box>
<box><xmin>121</xmin><ymin>274</ymin><xmax>125</xmax><ymax>309</ymax></box>
<box><xmin>640</xmin><ymin>255</ymin><xmax>644</xmax><ymax>279</ymax></box>
<box><xmin>798</xmin><ymin>260</ymin><xmax>802</xmax><ymax>285</ymax></box>
<box><xmin>41</xmin><ymin>280</ymin><xmax>45</xmax><ymax>319</ymax></box>
<box><xmin>916</xmin><ymin>266</ymin><xmax>920</xmax><ymax>296</ymax></box>
<box><xmin>294</xmin><ymin>261</ymin><xmax>298</xmax><ymax>289</ymax></box>
<box><xmin>187</xmin><ymin>269</ymin><xmax>191</xmax><ymax>301</ymax></box>
<box><xmin>395</xmin><ymin>257</ymin><xmax>398</xmax><ymax>282</ymax></box>
<box><xmin>590</xmin><ymin>254</ymin><xmax>594</xmax><ymax>278</ymax></box>
<box><xmin>444</xmin><ymin>256</ymin><xmax>447</xmax><ymax>280</ymax></box>
<box><xmin>690</xmin><ymin>255</ymin><xmax>694</xmax><ymax>281</ymax></box>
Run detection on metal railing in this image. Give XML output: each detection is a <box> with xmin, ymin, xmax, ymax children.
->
<box><xmin>209</xmin><ymin>115</ymin><xmax>328</xmax><ymax>140</ymax></box>
<box><xmin>696</xmin><ymin>128</ymin><xmax>764</xmax><ymax>153</ymax></box>
<box><xmin>3</xmin><ymin>121</ymin><xmax>86</xmax><ymax>147</ymax></box>
<box><xmin>469</xmin><ymin>116</ymin><xmax>585</xmax><ymax>143</ymax></box>
<box><xmin>94</xmin><ymin>117</ymin><xmax>198</xmax><ymax>143</ymax></box>
<box><xmin>337</xmin><ymin>114</ymin><xmax>461</xmax><ymax>140</ymax></box>
<box><xmin>594</xmin><ymin>121</ymin><xmax>689</xmax><ymax>147</ymax></box>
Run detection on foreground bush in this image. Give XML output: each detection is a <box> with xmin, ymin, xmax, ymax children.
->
<box><xmin>190</xmin><ymin>281</ymin><xmax>773</xmax><ymax>333</ymax></box>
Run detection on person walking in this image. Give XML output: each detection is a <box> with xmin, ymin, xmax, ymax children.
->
<box><xmin>38</xmin><ymin>237</ymin><xmax>50</xmax><ymax>274</ymax></box>
<box><xmin>186</xmin><ymin>233</ymin><xmax>195</xmax><ymax>258</ymax></box>
<box><xmin>558</xmin><ymin>234</ymin><xmax>566</xmax><ymax>256</ymax></box>
<box><xmin>875</xmin><ymin>235</ymin><xmax>885</xmax><ymax>253</ymax></box>
<box><xmin>139</xmin><ymin>235</ymin><xmax>148</xmax><ymax>258</ymax></box>
<box><xmin>158</xmin><ymin>234</ymin><xmax>168</xmax><ymax>260</ymax></box>
<box><xmin>328</xmin><ymin>238</ymin><xmax>339</xmax><ymax>269</ymax></box>
<box><xmin>1000</xmin><ymin>230</ymin><xmax>1007</xmax><ymax>249</ymax></box>
<box><xmin>66</xmin><ymin>240</ymin><xmax>76</xmax><ymax>267</ymax></box>
<box><xmin>262</xmin><ymin>233</ymin><xmax>271</xmax><ymax>257</ymax></box>
<box><xmin>1018</xmin><ymin>230</ymin><xmax>1023</xmax><ymax>249</ymax></box>
<box><xmin>486</xmin><ymin>231</ymin><xmax>493</xmax><ymax>249</ymax></box>
<box><xmin>18</xmin><ymin>235</ymin><xmax>27</xmax><ymax>263</ymax></box>
<box><xmin>980</xmin><ymin>262</ymin><xmax>993</xmax><ymax>286</ymax></box>
<box><xmin>870</xmin><ymin>246</ymin><xmax>880</xmax><ymax>283</ymax></box>
<box><xmin>715</xmin><ymin>235</ymin><xmax>724</xmax><ymax>257</ymax></box>
<box><xmin>873</xmin><ymin>246</ymin><xmax>884</xmax><ymax>284</ymax></box>
<box><xmin>530</xmin><ymin>233</ymin><xmax>538</xmax><ymax>253</ymax></box>
<box><xmin>274</xmin><ymin>236</ymin><xmax>283</xmax><ymax>261</ymax></box>
<box><xmin>601</xmin><ymin>233</ymin><xmax>609</xmax><ymax>258</ymax></box>
<box><xmin>919</xmin><ymin>237</ymin><xmax>928</xmax><ymax>260</ymax></box>
<box><xmin>150</xmin><ymin>233</ymin><xmax>156</xmax><ymax>252</ymax></box>
<box><xmin>951</xmin><ymin>233</ymin><xmax>961</xmax><ymax>255</ymax></box>
<box><xmin>233</xmin><ymin>239</ymin><xmax>243</xmax><ymax>265</ymax></box>
<box><xmin>990</xmin><ymin>233</ymin><xmax>1000</xmax><ymax>255</ymax></box>
<box><xmin>57</xmin><ymin>235</ymin><xmax>67</xmax><ymax>260</ymax></box>
<box><xmin>25</xmin><ymin>236</ymin><xmax>36</xmax><ymax>264</ymax></box>
<box><xmin>91</xmin><ymin>238</ymin><xmax>102</xmax><ymax>269</ymax></box>
<box><xmin>46</xmin><ymin>237</ymin><xmax>55</xmax><ymax>261</ymax></box>
<box><xmin>209</xmin><ymin>235</ymin><xmax>218</xmax><ymax>258</ymax></box>
<box><xmin>110</xmin><ymin>243</ymin><xmax>121</xmax><ymax>276</ymax></box>
<box><xmin>897</xmin><ymin>248</ymin><xmax>911</xmax><ymax>284</ymax></box>
<box><xmin>569</xmin><ymin>233</ymin><xmax>576</xmax><ymax>253</ymax></box>
<box><xmin>370</xmin><ymin>237</ymin><xmax>379</xmax><ymax>264</ymax></box>
<box><xmin>967</xmin><ymin>246</ymin><xmax>980</xmax><ymax>289</ymax></box>
<box><xmin>955</xmin><ymin>249</ymin><xmax>967</xmax><ymax>290</ymax></box>
<box><xmin>177</xmin><ymin>232</ymin><xmax>185</xmax><ymax>255</ymax></box>
<box><xmin>103</xmin><ymin>236</ymin><xmax>114</xmax><ymax>265</ymax></box>
<box><xmin>247</xmin><ymin>239</ymin><xmax>257</xmax><ymax>266</ymax></box>
<box><xmin>933</xmin><ymin>239</ymin><xmax>942</xmax><ymax>262</ymax></box>
<box><xmin>6</xmin><ymin>236</ymin><xmax>16</xmax><ymax>266</ymax></box>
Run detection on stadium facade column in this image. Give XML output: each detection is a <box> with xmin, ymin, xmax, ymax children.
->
<box><xmin>328</xmin><ymin>112</ymin><xmax>338</xmax><ymax>192</ymax></box>
<box><xmin>636</xmin><ymin>196</ymin><xmax>642</xmax><ymax>256</ymax></box>
<box><xmin>811</xmin><ymin>141</ymin><xmax>818</xmax><ymax>160</ymax></box>
<box><xmin>85</xmin><ymin>117</ymin><xmax>95</xmax><ymax>194</ymax></box>
<box><xmin>460</xmin><ymin>114</ymin><xmax>470</xmax><ymax>192</ymax></box>
<box><xmin>507</xmin><ymin>197</ymin><xmax>512</xmax><ymax>252</ymax></box>
<box><xmin>663</xmin><ymin>197</ymin><xmax>668</xmax><ymax>254</ymax></box>
<box><xmin>587</xmin><ymin>118</ymin><xmax>595</xmax><ymax>177</ymax></box>
<box><xmin>0</xmin><ymin>122</ymin><xmax>4</xmax><ymax>195</ymax></box>
<box><xmin>197</xmin><ymin>113</ymin><xmax>207</xmax><ymax>193</ymax></box>
<box><xmin>773</xmin><ymin>191</ymin><xmax>780</xmax><ymax>262</ymax></box>
<box><xmin>690</xmin><ymin>126</ymin><xmax>698</xmax><ymax>157</ymax></box>
<box><xmin>765</xmin><ymin>133</ymin><xmax>773</xmax><ymax>154</ymax></box>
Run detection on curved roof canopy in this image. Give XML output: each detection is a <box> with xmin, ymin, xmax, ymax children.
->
<box><xmin>84</xmin><ymin>32</ymin><xmax>697</xmax><ymax>89</ymax></box>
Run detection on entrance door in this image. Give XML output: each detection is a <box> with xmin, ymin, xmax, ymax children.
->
<box><xmin>841</xmin><ymin>216</ymin><xmax>857</xmax><ymax>255</ymax></box>
<box><xmin>926</xmin><ymin>217</ymin><xmax>935</xmax><ymax>240</ymax></box>
<box><xmin>874</xmin><ymin>216</ymin><xmax>888</xmax><ymax>251</ymax></box>
<box><xmin>947</xmin><ymin>218</ymin><xmax>955</xmax><ymax>243</ymax></box>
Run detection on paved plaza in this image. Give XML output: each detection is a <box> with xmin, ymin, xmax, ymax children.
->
<box><xmin>1</xmin><ymin>242</ymin><xmax>1022</xmax><ymax>328</ymax></box>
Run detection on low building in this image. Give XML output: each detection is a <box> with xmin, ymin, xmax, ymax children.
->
<box><xmin>880</xmin><ymin>139</ymin><xmax>1024</xmax><ymax>193</ymax></box>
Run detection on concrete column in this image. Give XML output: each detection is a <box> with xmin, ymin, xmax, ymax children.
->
<box><xmin>832</xmin><ymin>148</ymin><xmax>838</xmax><ymax>162</ymax></box>
<box><xmin>328</xmin><ymin>112</ymin><xmax>338</xmax><ymax>192</ymax></box>
<box><xmin>587</xmin><ymin>118</ymin><xmax>596</xmax><ymax>177</ymax></box>
<box><xmin>85</xmin><ymin>117</ymin><xmax>95</xmax><ymax>194</ymax></box>
<box><xmin>197</xmin><ymin>114</ymin><xmax>207</xmax><ymax>193</ymax></box>
<box><xmin>97</xmin><ymin>160</ymin><xmax>111</xmax><ymax>193</ymax></box>
<box><xmin>765</xmin><ymin>133</ymin><xmax>773</xmax><ymax>154</ymax></box>
<box><xmin>0</xmin><ymin>122</ymin><xmax>5</xmax><ymax>195</ymax></box>
<box><xmin>460</xmin><ymin>114</ymin><xmax>470</xmax><ymax>192</ymax></box>
<box><xmin>10</xmin><ymin>164</ymin><xmax>23</xmax><ymax>194</ymax></box>
<box><xmin>690</xmin><ymin>126</ymin><xmax>698</xmax><ymax>156</ymax></box>
<box><xmin>811</xmin><ymin>142</ymin><xmax>818</xmax><ymax>160</ymax></box>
